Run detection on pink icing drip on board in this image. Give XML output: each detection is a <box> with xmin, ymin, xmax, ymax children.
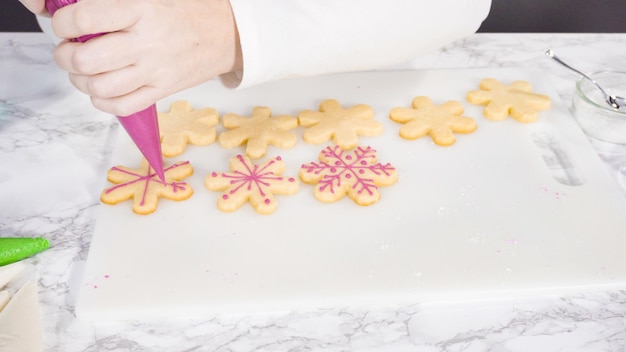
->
<box><xmin>105</xmin><ymin>161</ymin><xmax>190</xmax><ymax>206</ymax></box>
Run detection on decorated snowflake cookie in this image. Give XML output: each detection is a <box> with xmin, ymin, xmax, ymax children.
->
<box><xmin>101</xmin><ymin>160</ymin><xmax>194</xmax><ymax>215</ymax></box>
<box><xmin>298</xmin><ymin>99</ymin><xmax>383</xmax><ymax>150</ymax></box>
<box><xmin>389</xmin><ymin>96</ymin><xmax>477</xmax><ymax>146</ymax></box>
<box><xmin>466</xmin><ymin>78</ymin><xmax>552</xmax><ymax>123</ymax></box>
<box><xmin>158</xmin><ymin>100</ymin><xmax>219</xmax><ymax>157</ymax></box>
<box><xmin>219</xmin><ymin>106</ymin><xmax>298</xmax><ymax>159</ymax></box>
<box><xmin>300</xmin><ymin>145</ymin><xmax>398</xmax><ymax>206</ymax></box>
<box><xmin>205</xmin><ymin>155</ymin><xmax>299</xmax><ymax>214</ymax></box>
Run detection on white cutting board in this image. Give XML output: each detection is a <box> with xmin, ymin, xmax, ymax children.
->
<box><xmin>76</xmin><ymin>69</ymin><xmax>626</xmax><ymax>321</ymax></box>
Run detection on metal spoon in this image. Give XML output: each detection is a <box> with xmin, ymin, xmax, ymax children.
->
<box><xmin>545</xmin><ymin>49</ymin><xmax>626</xmax><ymax>112</ymax></box>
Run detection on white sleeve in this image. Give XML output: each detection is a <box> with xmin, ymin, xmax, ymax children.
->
<box><xmin>220</xmin><ymin>0</ymin><xmax>492</xmax><ymax>89</ymax></box>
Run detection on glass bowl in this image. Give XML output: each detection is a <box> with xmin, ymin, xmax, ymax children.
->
<box><xmin>572</xmin><ymin>71</ymin><xmax>626</xmax><ymax>144</ymax></box>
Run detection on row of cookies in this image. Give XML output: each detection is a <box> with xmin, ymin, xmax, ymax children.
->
<box><xmin>101</xmin><ymin>145</ymin><xmax>398</xmax><ymax>215</ymax></box>
<box><xmin>101</xmin><ymin>78</ymin><xmax>552</xmax><ymax>215</ymax></box>
<box><xmin>158</xmin><ymin>78</ymin><xmax>553</xmax><ymax>161</ymax></box>
<box><xmin>158</xmin><ymin>98</ymin><xmax>383</xmax><ymax>160</ymax></box>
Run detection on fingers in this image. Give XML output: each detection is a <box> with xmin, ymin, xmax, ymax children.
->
<box><xmin>50</xmin><ymin>0</ymin><xmax>142</xmax><ymax>40</ymax></box>
<box><xmin>44</xmin><ymin>0</ymin><xmax>240</xmax><ymax>117</ymax></box>
<box><xmin>68</xmin><ymin>65</ymin><xmax>147</xmax><ymax>98</ymax></box>
<box><xmin>90</xmin><ymin>85</ymin><xmax>162</xmax><ymax>117</ymax></box>
<box><xmin>54</xmin><ymin>32</ymin><xmax>139</xmax><ymax>74</ymax></box>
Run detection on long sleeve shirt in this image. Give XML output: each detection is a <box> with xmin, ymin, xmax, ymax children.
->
<box><xmin>222</xmin><ymin>0</ymin><xmax>492</xmax><ymax>88</ymax></box>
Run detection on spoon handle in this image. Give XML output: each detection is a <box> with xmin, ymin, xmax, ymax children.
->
<box><xmin>545</xmin><ymin>49</ymin><xmax>615</xmax><ymax>106</ymax></box>
<box><xmin>544</xmin><ymin>50</ymin><xmax>590</xmax><ymax>79</ymax></box>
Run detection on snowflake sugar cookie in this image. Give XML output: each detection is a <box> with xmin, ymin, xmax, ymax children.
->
<box><xmin>101</xmin><ymin>160</ymin><xmax>194</xmax><ymax>215</ymax></box>
<box><xmin>389</xmin><ymin>96</ymin><xmax>477</xmax><ymax>146</ymax></box>
<box><xmin>158</xmin><ymin>100</ymin><xmax>219</xmax><ymax>157</ymax></box>
<box><xmin>205</xmin><ymin>155</ymin><xmax>299</xmax><ymax>214</ymax></box>
<box><xmin>300</xmin><ymin>145</ymin><xmax>398</xmax><ymax>206</ymax></box>
<box><xmin>466</xmin><ymin>78</ymin><xmax>552</xmax><ymax>123</ymax></box>
<box><xmin>298</xmin><ymin>99</ymin><xmax>383</xmax><ymax>150</ymax></box>
<box><xmin>218</xmin><ymin>106</ymin><xmax>298</xmax><ymax>159</ymax></box>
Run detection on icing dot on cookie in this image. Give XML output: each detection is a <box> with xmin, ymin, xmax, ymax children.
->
<box><xmin>205</xmin><ymin>154</ymin><xmax>299</xmax><ymax>214</ymax></box>
<box><xmin>299</xmin><ymin>145</ymin><xmax>398</xmax><ymax>206</ymax></box>
<box><xmin>101</xmin><ymin>160</ymin><xmax>194</xmax><ymax>215</ymax></box>
<box><xmin>211</xmin><ymin>172</ymin><xmax>218</xmax><ymax>177</ymax></box>
<box><xmin>276</xmin><ymin>156</ymin><xmax>282</xmax><ymax>161</ymax></box>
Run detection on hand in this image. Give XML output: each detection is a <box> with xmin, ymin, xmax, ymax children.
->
<box><xmin>50</xmin><ymin>0</ymin><xmax>242</xmax><ymax>116</ymax></box>
<box><xmin>18</xmin><ymin>0</ymin><xmax>48</xmax><ymax>16</ymax></box>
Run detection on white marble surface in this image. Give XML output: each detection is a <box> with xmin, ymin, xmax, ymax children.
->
<box><xmin>1</xmin><ymin>32</ymin><xmax>626</xmax><ymax>351</ymax></box>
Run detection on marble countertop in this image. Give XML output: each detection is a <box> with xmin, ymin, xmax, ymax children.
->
<box><xmin>2</xmin><ymin>32</ymin><xmax>626</xmax><ymax>352</ymax></box>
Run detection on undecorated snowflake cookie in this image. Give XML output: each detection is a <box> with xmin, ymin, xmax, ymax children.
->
<box><xmin>205</xmin><ymin>155</ymin><xmax>299</xmax><ymax>214</ymax></box>
<box><xmin>298</xmin><ymin>99</ymin><xmax>383</xmax><ymax>150</ymax></box>
<box><xmin>389</xmin><ymin>96</ymin><xmax>477</xmax><ymax>146</ymax></box>
<box><xmin>101</xmin><ymin>160</ymin><xmax>194</xmax><ymax>215</ymax></box>
<box><xmin>466</xmin><ymin>78</ymin><xmax>552</xmax><ymax>123</ymax></box>
<box><xmin>218</xmin><ymin>106</ymin><xmax>298</xmax><ymax>159</ymax></box>
<box><xmin>158</xmin><ymin>100</ymin><xmax>219</xmax><ymax>157</ymax></box>
<box><xmin>300</xmin><ymin>145</ymin><xmax>398</xmax><ymax>206</ymax></box>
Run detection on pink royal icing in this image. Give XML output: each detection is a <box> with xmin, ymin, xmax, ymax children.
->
<box><xmin>299</xmin><ymin>145</ymin><xmax>398</xmax><ymax>205</ymax></box>
<box><xmin>101</xmin><ymin>160</ymin><xmax>194</xmax><ymax>214</ymax></box>
<box><xmin>205</xmin><ymin>155</ymin><xmax>299</xmax><ymax>214</ymax></box>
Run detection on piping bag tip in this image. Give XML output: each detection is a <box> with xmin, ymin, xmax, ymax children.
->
<box><xmin>117</xmin><ymin>104</ymin><xmax>166</xmax><ymax>183</ymax></box>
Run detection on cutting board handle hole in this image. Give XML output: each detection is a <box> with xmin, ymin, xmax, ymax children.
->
<box><xmin>532</xmin><ymin>133</ymin><xmax>584</xmax><ymax>186</ymax></box>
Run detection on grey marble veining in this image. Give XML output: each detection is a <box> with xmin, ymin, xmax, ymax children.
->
<box><xmin>1</xmin><ymin>33</ymin><xmax>626</xmax><ymax>352</ymax></box>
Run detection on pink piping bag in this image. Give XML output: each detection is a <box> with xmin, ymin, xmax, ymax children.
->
<box><xmin>45</xmin><ymin>0</ymin><xmax>166</xmax><ymax>183</ymax></box>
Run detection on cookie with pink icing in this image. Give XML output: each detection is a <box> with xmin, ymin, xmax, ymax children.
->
<box><xmin>300</xmin><ymin>145</ymin><xmax>398</xmax><ymax>206</ymax></box>
<box><xmin>205</xmin><ymin>155</ymin><xmax>299</xmax><ymax>214</ymax></box>
<box><xmin>101</xmin><ymin>160</ymin><xmax>194</xmax><ymax>215</ymax></box>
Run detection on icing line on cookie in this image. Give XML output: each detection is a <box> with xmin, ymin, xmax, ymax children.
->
<box><xmin>301</xmin><ymin>146</ymin><xmax>395</xmax><ymax>195</ymax></box>
<box><xmin>218</xmin><ymin>155</ymin><xmax>293</xmax><ymax>203</ymax></box>
<box><xmin>105</xmin><ymin>161</ymin><xmax>191</xmax><ymax>206</ymax></box>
